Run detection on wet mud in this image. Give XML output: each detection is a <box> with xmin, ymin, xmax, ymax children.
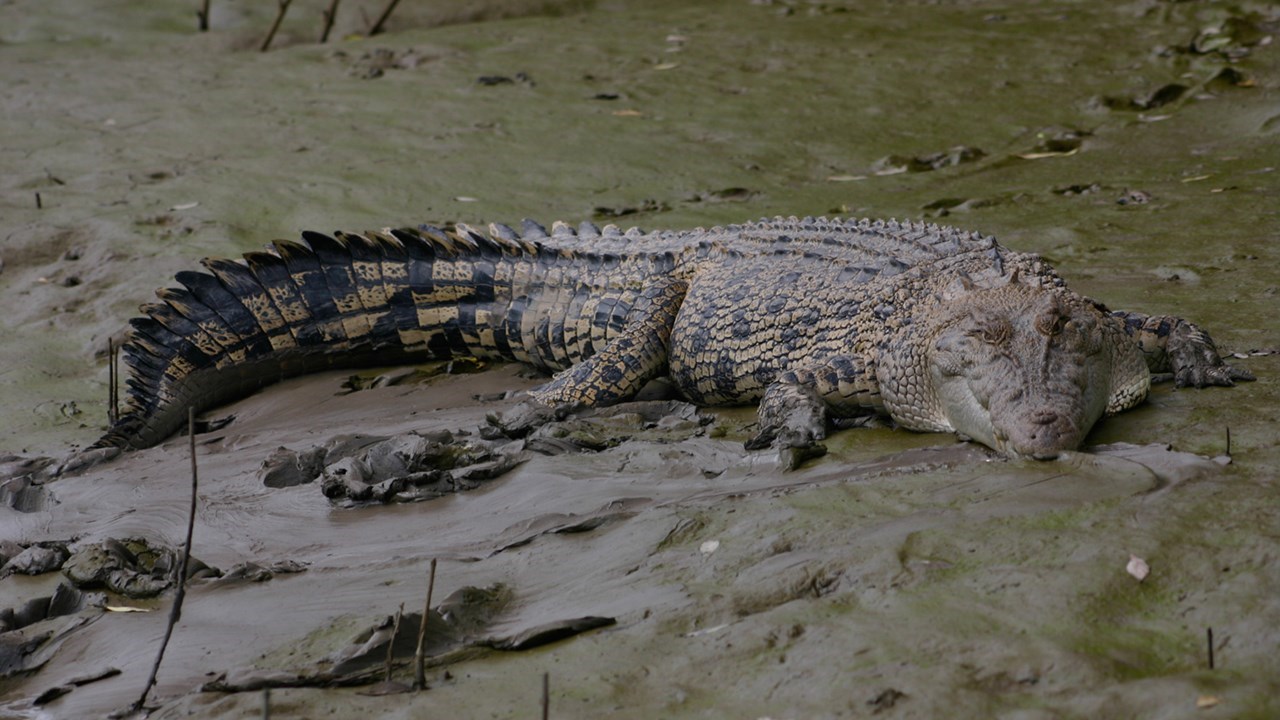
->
<box><xmin>2</xmin><ymin>0</ymin><xmax>1279</xmax><ymax>718</ymax></box>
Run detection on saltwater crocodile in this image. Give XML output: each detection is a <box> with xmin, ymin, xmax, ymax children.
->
<box><xmin>96</xmin><ymin>216</ymin><xmax>1252</xmax><ymax>461</ymax></box>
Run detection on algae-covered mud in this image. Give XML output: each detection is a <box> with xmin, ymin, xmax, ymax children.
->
<box><xmin>2</xmin><ymin>0</ymin><xmax>1278</xmax><ymax>717</ymax></box>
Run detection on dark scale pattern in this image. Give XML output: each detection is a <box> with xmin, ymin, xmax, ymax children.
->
<box><xmin>93</xmin><ymin>216</ymin><xmax>1251</xmax><ymax>456</ymax></box>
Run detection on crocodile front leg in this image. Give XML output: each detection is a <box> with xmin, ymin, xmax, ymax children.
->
<box><xmin>746</xmin><ymin>354</ymin><xmax>881</xmax><ymax>469</ymax></box>
<box><xmin>1111</xmin><ymin>311</ymin><xmax>1255</xmax><ymax>387</ymax></box>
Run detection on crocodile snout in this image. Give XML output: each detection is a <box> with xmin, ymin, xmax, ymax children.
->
<box><xmin>1002</xmin><ymin>410</ymin><xmax>1083</xmax><ymax>460</ymax></box>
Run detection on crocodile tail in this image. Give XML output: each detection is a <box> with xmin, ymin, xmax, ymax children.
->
<box><xmin>92</xmin><ymin>224</ymin><xmax>538</xmax><ymax>450</ymax></box>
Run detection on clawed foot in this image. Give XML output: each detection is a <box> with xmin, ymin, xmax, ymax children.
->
<box><xmin>746</xmin><ymin>382</ymin><xmax>829</xmax><ymax>470</ymax></box>
<box><xmin>1169</xmin><ymin>321</ymin><xmax>1257</xmax><ymax>388</ymax></box>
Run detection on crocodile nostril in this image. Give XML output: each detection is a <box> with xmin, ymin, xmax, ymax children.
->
<box><xmin>1033</xmin><ymin>411</ymin><xmax>1058</xmax><ymax>425</ymax></box>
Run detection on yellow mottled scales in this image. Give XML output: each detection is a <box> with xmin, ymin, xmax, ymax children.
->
<box><xmin>163</xmin><ymin>355</ymin><xmax>195</xmax><ymax>381</ymax></box>
<box><xmin>416</xmin><ymin>305</ymin><xmax>460</xmax><ymax>330</ymax></box>
<box><xmin>272</xmin><ymin>296</ymin><xmax>309</xmax><ymax>325</ymax></box>
<box><xmin>424</xmin><ymin>284</ymin><xmax>470</xmax><ymax>304</ymax></box>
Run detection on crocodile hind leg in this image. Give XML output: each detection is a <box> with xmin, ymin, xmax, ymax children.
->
<box><xmin>1111</xmin><ymin>311</ymin><xmax>1255</xmax><ymax>387</ymax></box>
<box><xmin>493</xmin><ymin>279</ymin><xmax>688</xmax><ymax>436</ymax></box>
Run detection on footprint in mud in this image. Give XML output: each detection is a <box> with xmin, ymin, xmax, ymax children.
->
<box><xmin>870</xmin><ymin>145</ymin><xmax>986</xmax><ymax>175</ymax></box>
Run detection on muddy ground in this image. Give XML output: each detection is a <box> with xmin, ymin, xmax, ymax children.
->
<box><xmin>1</xmin><ymin>0</ymin><xmax>1278</xmax><ymax>718</ymax></box>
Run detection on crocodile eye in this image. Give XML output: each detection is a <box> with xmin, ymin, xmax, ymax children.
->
<box><xmin>1035</xmin><ymin>311</ymin><xmax>1064</xmax><ymax>336</ymax></box>
<box><xmin>969</xmin><ymin>318</ymin><xmax>1011</xmax><ymax>347</ymax></box>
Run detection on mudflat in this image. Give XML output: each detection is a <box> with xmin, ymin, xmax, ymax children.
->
<box><xmin>2</xmin><ymin>1</ymin><xmax>1278</xmax><ymax>717</ymax></box>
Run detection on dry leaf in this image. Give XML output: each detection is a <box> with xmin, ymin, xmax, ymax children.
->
<box><xmin>453</xmin><ymin>196</ymin><xmax>479</xmax><ymax>202</ymax></box>
<box><xmin>699</xmin><ymin>539</ymin><xmax>720</xmax><ymax>555</ymax></box>
<box><xmin>170</xmin><ymin>201</ymin><xmax>199</xmax><ymax>211</ymax></box>
<box><xmin>1016</xmin><ymin>148</ymin><xmax>1079</xmax><ymax>160</ymax></box>
<box><xmin>1196</xmin><ymin>695</ymin><xmax>1219</xmax><ymax>708</ymax></box>
<box><xmin>684</xmin><ymin>623</ymin><xmax>728</xmax><ymax>638</ymax></box>
<box><xmin>826</xmin><ymin>175</ymin><xmax>867</xmax><ymax>182</ymax></box>
<box><xmin>1126</xmin><ymin>554</ymin><xmax>1150</xmax><ymax>581</ymax></box>
<box><xmin>654</xmin><ymin>63</ymin><xmax>679</xmax><ymax>70</ymax></box>
<box><xmin>1180</xmin><ymin>175</ymin><xmax>1212</xmax><ymax>183</ymax></box>
<box><xmin>105</xmin><ymin>606</ymin><xmax>151</xmax><ymax>613</ymax></box>
<box><xmin>612</xmin><ymin>109</ymin><xmax>643</xmax><ymax>117</ymax></box>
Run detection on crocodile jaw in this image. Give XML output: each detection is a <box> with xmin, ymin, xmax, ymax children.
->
<box><xmin>929</xmin><ymin>361</ymin><xmax>1103</xmax><ymax>460</ymax></box>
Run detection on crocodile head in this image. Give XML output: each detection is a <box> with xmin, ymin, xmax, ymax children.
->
<box><xmin>882</xmin><ymin>282</ymin><xmax>1149</xmax><ymax>460</ymax></box>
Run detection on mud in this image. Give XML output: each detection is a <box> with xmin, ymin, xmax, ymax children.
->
<box><xmin>2</xmin><ymin>0</ymin><xmax>1279</xmax><ymax>718</ymax></box>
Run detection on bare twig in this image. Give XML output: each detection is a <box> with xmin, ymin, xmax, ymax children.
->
<box><xmin>262</xmin><ymin>687</ymin><xmax>271</xmax><ymax>719</ymax></box>
<box><xmin>133</xmin><ymin>407</ymin><xmax>200</xmax><ymax>711</ymax></box>
<box><xmin>541</xmin><ymin>671</ymin><xmax>550</xmax><ymax>720</ymax></box>
<box><xmin>107</xmin><ymin>338</ymin><xmax>116</xmax><ymax>426</ymax></box>
<box><xmin>1207</xmin><ymin>627</ymin><xmax>1215</xmax><ymax>669</ymax></box>
<box><xmin>35</xmin><ymin>192</ymin><xmax>42</xmax><ymax>209</ymax></box>
<box><xmin>384</xmin><ymin>603</ymin><xmax>404</xmax><ymax>683</ymax></box>
<box><xmin>367</xmin><ymin>0</ymin><xmax>402</xmax><ymax>36</ymax></box>
<box><xmin>319</xmin><ymin>0</ymin><xmax>341</xmax><ymax>43</ymax></box>
<box><xmin>260</xmin><ymin>0</ymin><xmax>293</xmax><ymax>52</ymax></box>
<box><xmin>412</xmin><ymin>558</ymin><xmax>438</xmax><ymax>690</ymax></box>
<box><xmin>197</xmin><ymin>0</ymin><xmax>211</xmax><ymax>31</ymax></box>
<box><xmin>1225</xmin><ymin>426</ymin><xmax>1231</xmax><ymax>457</ymax></box>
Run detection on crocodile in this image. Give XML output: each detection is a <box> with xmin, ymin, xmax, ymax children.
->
<box><xmin>95</xmin><ymin>216</ymin><xmax>1253</xmax><ymax>461</ymax></box>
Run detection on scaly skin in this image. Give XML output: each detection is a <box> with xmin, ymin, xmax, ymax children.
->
<box><xmin>94</xmin><ymin>216</ymin><xmax>1254</xmax><ymax>461</ymax></box>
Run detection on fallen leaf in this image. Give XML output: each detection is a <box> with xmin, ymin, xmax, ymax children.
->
<box><xmin>1016</xmin><ymin>148</ymin><xmax>1079</xmax><ymax>160</ymax></box>
<box><xmin>654</xmin><ymin>63</ymin><xmax>679</xmax><ymax>70</ymax></box>
<box><xmin>612</xmin><ymin>109</ymin><xmax>643</xmax><ymax>117</ymax></box>
<box><xmin>1126</xmin><ymin>554</ymin><xmax>1150</xmax><ymax>581</ymax></box>
<box><xmin>170</xmin><ymin>201</ymin><xmax>199</xmax><ymax>211</ymax></box>
<box><xmin>1180</xmin><ymin>175</ymin><xmax>1212</xmax><ymax>183</ymax></box>
<box><xmin>1196</xmin><ymin>695</ymin><xmax>1220</xmax><ymax>709</ymax></box>
<box><xmin>684</xmin><ymin>623</ymin><xmax>728</xmax><ymax>638</ymax></box>
<box><xmin>826</xmin><ymin>175</ymin><xmax>867</xmax><ymax>182</ymax></box>
<box><xmin>699</xmin><ymin>539</ymin><xmax>720</xmax><ymax>555</ymax></box>
<box><xmin>453</xmin><ymin>196</ymin><xmax>479</xmax><ymax>202</ymax></box>
<box><xmin>105</xmin><ymin>606</ymin><xmax>151</xmax><ymax>613</ymax></box>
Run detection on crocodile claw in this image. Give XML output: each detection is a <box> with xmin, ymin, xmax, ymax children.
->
<box><xmin>1168</xmin><ymin>321</ymin><xmax>1257</xmax><ymax>388</ymax></box>
<box><xmin>745</xmin><ymin>426</ymin><xmax>828</xmax><ymax>470</ymax></box>
<box><xmin>1175</xmin><ymin>363</ymin><xmax>1255</xmax><ymax>388</ymax></box>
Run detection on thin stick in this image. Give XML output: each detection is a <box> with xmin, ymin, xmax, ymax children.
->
<box><xmin>413</xmin><ymin>558</ymin><xmax>438</xmax><ymax>690</ymax></box>
<box><xmin>133</xmin><ymin>407</ymin><xmax>200</xmax><ymax>711</ymax></box>
<box><xmin>35</xmin><ymin>192</ymin><xmax>42</xmax><ymax>209</ymax></box>
<box><xmin>197</xmin><ymin>0</ymin><xmax>211</xmax><ymax>31</ymax></box>
<box><xmin>1225</xmin><ymin>426</ymin><xmax>1231</xmax><ymax>457</ymax></box>
<box><xmin>367</xmin><ymin>0</ymin><xmax>401</xmax><ymax>36</ymax></box>
<box><xmin>1207</xmin><ymin>627</ymin><xmax>1215</xmax><ymax>669</ymax></box>
<box><xmin>319</xmin><ymin>0</ymin><xmax>341</xmax><ymax>43</ymax></box>
<box><xmin>107</xmin><ymin>338</ymin><xmax>116</xmax><ymax>426</ymax></box>
<box><xmin>261</xmin><ymin>687</ymin><xmax>270</xmax><ymax>719</ymax></box>
<box><xmin>260</xmin><ymin>0</ymin><xmax>293</xmax><ymax>52</ymax></box>
<box><xmin>541</xmin><ymin>672</ymin><xmax>549</xmax><ymax>720</ymax></box>
<box><xmin>112</xmin><ymin>339</ymin><xmax>120</xmax><ymax>424</ymax></box>
<box><xmin>384</xmin><ymin>603</ymin><xmax>404</xmax><ymax>683</ymax></box>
